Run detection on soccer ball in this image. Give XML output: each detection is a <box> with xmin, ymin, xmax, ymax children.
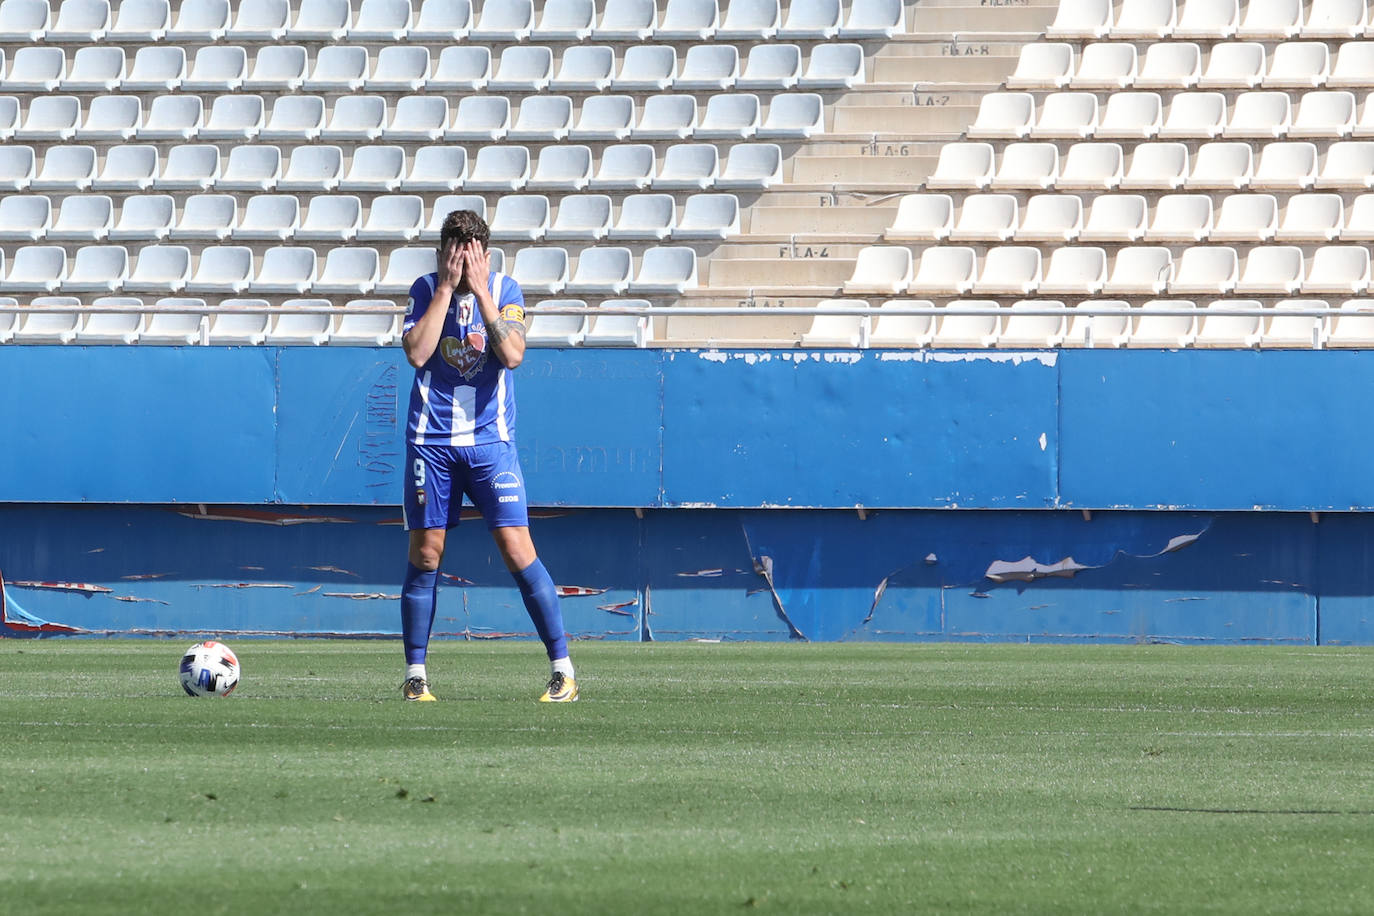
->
<box><xmin>178</xmin><ymin>641</ymin><xmax>241</xmax><ymax>697</ymax></box>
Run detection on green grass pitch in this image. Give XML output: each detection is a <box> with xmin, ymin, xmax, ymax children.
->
<box><xmin>3</xmin><ymin>641</ymin><xmax>1374</xmax><ymax>915</ymax></box>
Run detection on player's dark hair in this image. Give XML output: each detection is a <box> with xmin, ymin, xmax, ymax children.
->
<box><xmin>439</xmin><ymin>209</ymin><xmax>490</xmax><ymax>251</ymax></box>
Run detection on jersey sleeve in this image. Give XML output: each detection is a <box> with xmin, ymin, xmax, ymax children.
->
<box><xmin>402</xmin><ymin>275</ymin><xmax>435</xmax><ymax>336</ymax></box>
<box><xmin>496</xmin><ymin>274</ymin><xmax>526</xmax><ymax>327</ymax></box>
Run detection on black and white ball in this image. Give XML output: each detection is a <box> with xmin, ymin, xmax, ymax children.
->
<box><xmin>178</xmin><ymin>641</ymin><xmax>241</xmax><ymax>697</ymax></box>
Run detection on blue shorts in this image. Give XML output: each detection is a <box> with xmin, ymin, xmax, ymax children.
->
<box><xmin>404</xmin><ymin>440</ymin><xmax>530</xmax><ymax>532</ymax></box>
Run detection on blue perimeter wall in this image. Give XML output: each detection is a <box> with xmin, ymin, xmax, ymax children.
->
<box><xmin>3</xmin><ymin>346</ymin><xmax>1374</xmax><ymax>644</ymax></box>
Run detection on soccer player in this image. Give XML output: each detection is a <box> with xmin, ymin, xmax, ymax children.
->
<box><xmin>397</xmin><ymin>209</ymin><xmax>577</xmax><ymax>703</ymax></box>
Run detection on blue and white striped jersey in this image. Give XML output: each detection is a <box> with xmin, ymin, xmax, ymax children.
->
<box><xmin>402</xmin><ymin>270</ymin><xmax>526</xmax><ymax>447</ymax></box>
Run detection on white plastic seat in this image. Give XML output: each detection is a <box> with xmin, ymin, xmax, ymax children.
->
<box><xmin>950</xmin><ymin>194</ymin><xmax>1018</xmax><ymax>242</ymax></box>
<box><xmin>841</xmin><ymin>0</ymin><xmax>903</xmax><ymax>37</ymax></box>
<box><xmin>1064</xmin><ymin>300</ymin><xmax>1131</xmax><ymax>347</ymax></box>
<box><xmin>0</xmin><ymin>0</ymin><xmax>47</xmax><ymax>41</ymax></box>
<box><xmin>77</xmin><ymin>95</ymin><xmax>140</xmax><ymax>142</ymax></box>
<box><xmin>216</xmin><ymin>145</ymin><xmax>281</xmax><ymax>192</ymax></box>
<box><xmin>490</xmin><ymin>194</ymin><xmax>551</xmax><ymax>242</ymax></box>
<box><xmin>1174</xmin><ymin>0</ymin><xmax>1238</xmax><ymax>37</ymax></box>
<box><xmin>48</xmin><ymin>0</ymin><xmax>109</xmax><ymax>41</ymax></box>
<box><xmin>339</xmin><ymin>145</ymin><xmax>405</xmax><ymax>193</ymax></box>
<box><xmin>139</xmin><ymin>95</ymin><xmax>202</xmax><ymax>141</ymax></box>
<box><xmin>183</xmin><ymin>45</ymin><xmax>246</xmax><ymax>93</ymax></box>
<box><xmin>717</xmin><ymin>0</ymin><xmax>778</xmax><ymax>38</ymax></box>
<box><xmin>1238</xmin><ymin>0</ymin><xmax>1303</xmax><ymax>38</ymax></box>
<box><xmin>313</xmin><ymin>248</ymin><xmax>379</xmax><ymax>296</ymax></box>
<box><xmin>659</xmin><ymin>0</ymin><xmax>719</xmax><ymax>38</ymax></box>
<box><xmin>932</xmin><ymin>301</ymin><xmax>1001</xmax><ymax>349</ymax></box>
<box><xmin>779</xmin><ymin>0</ymin><xmax>839</xmax><ymax>37</ymax></box>
<box><xmin>1103</xmin><ymin>247</ymin><xmax>1173</xmax><ymax>294</ymax></box>
<box><xmin>655</xmin><ymin>143</ymin><xmax>719</xmax><ymax>190</ymax></box>
<box><xmin>611</xmin><ymin>194</ymin><xmax>676</xmax><ymax>241</ymax></box>
<box><xmin>1120</xmin><ymin>142</ymin><xmax>1189</xmax><ymax>189</ymax></box>
<box><xmin>630</xmin><ymin>246</ymin><xmax>697</xmax><ymax>294</ymax></box>
<box><xmin>869</xmin><ymin>299</ymin><xmax>935</xmax><ymax>347</ymax></box>
<box><xmin>227</xmin><ymin>0</ymin><xmax>288</xmax><ymax>40</ymax></box>
<box><xmin>995</xmin><ymin>300</ymin><xmax>1067</xmax><ymax>348</ymax></box>
<box><xmin>1276</xmin><ymin>193</ymin><xmax>1343</xmax><ymax>241</ymax></box>
<box><xmin>1328</xmin><ymin>41</ymin><xmax>1374</xmax><ymax>87</ymax></box>
<box><xmin>77</xmin><ymin>308</ymin><xmax>143</xmax><ymax>345</ymax></box>
<box><xmin>430</xmin><ymin>46</ymin><xmax>491</xmax><ymax>92</ymax></box>
<box><xmin>696</xmin><ymin>92</ymin><xmax>759</xmax><ymax>140</ymax></box>
<box><xmin>142</xmin><ymin>308</ymin><xmax>205</xmax><ymax>345</ymax></box>
<box><xmin>885</xmin><ymin>193</ymin><xmax>953</xmax><ymax>241</ymax></box>
<box><xmin>446</xmin><ymin>96</ymin><xmax>510</xmax><ymax>142</ymax></box>
<box><xmin>1096</xmin><ymin>92</ymin><xmax>1162</xmax><ymax>139</ymax></box>
<box><xmin>678</xmin><ymin>44</ymin><xmax>738</xmax><ymax>91</ymax></box>
<box><xmin>1251</xmin><ymin>141</ymin><xmax>1318</xmax><ymax>190</ymax></box>
<box><xmin>1135</xmin><ymin>42</ymin><xmax>1201</xmax><ymax>88</ymax></box>
<box><xmin>565</xmin><ymin>247</ymin><xmax>634</xmax><ymax>295</ymax></box>
<box><xmin>305</xmin><ymin>45</ymin><xmax>367</xmax><ymax>92</ymax></box>
<box><xmin>972</xmin><ymin>247</ymin><xmax>1041</xmax><ymax>296</ymax></box>
<box><xmin>124</xmin><ymin>244</ymin><xmax>190</xmax><ymax>294</ymax></box>
<box><xmin>48</xmin><ymin>193</ymin><xmax>110</xmax><ymax>241</ymax></box>
<box><xmin>234</xmin><ymin>194</ymin><xmax>300</xmax><ymax>241</ymax></box>
<box><xmin>1146</xmin><ymin>193</ymin><xmax>1213</xmax><ymax>241</ymax></box>
<box><xmin>289</xmin><ymin>0</ymin><xmax>349</xmax><ymax>40</ymax></box>
<box><xmin>1080</xmin><ymin>194</ymin><xmax>1147</xmax><ymax>241</ymax></box>
<box><xmin>1159</xmin><ymin>91</ymin><xmax>1226</xmax><ymax>138</ymax></box>
<box><xmin>33</xmin><ymin>145</ymin><xmax>96</xmax><ymax>192</ymax></box>
<box><xmin>1304</xmin><ymin>0</ymin><xmax>1366</xmax><ymax>37</ymax></box>
<box><xmin>200</xmin><ymin>94</ymin><xmax>263</xmax><ymax>142</ymax></box>
<box><xmin>385</xmin><ymin>96</ymin><xmax>448</xmax><ymax>143</ymax></box>
<box><xmin>1128</xmin><ymin>300</ymin><xmax>1197</xmax><ymax>348</ymax></box>
<box><xmin>1039</xmin><ymin>247</ymin><xmax>1107</xmax><ymax>296</ymax></box>
<box><xmin>1199</xmin><ymin>42</ymin><xmax>1265</xmax><ymax>88</ymax></box>
<box><xmin>1018</xmin><ymin>194</ymin><xmax>1084</xmax><ymax>242</ymax></box>
<box><xmin>174</xmin><ymin>194</ymin><xmax>237</xmax><ymax>241</ymax></box>
<box><xmin>799</xmin><ymin>43</ymin><xmax>865</xmax><ymax>90</ymax></box>
<box><xmin>598</xmin><ymin>0</ymin><xmax>657</xmax><ymax>38</ymax></box>
<box><xmin>1056</xmin><ymin>141</ymin><xmax>1124</xmax><ymax>190</ymax></box>
<box><xmin>91</xmin><ymin>144</ymin><xmax>155</xmax><ymax>193</ymax></box>
<box><xmin>1112</xmin><ymin>0</ymin><xmax>1175</xmax><ymax>38</ymax></box>
<box><xmin>1047</xmin><ymin>0</ymin><xmax>1112</xmax><ymax>38</ymax></box>
<box><xmin>1071</xmin><ymin>42</ymin><xmax>1136</xmax><ymax>89</ymax></box>
<box><xmin>471</xmin><ymin>0</ymin><xmax>533</xmax><ymax>40</ymax></box>
<box><xmin>349</xmin><ymin>0</ymin><xmax>411</xmax><ymax>40</ymax></box>
<box><xmin>675</xmin><ymin>193</ymin><xmax>739</xmax><ymax>240</ymax></box>
<box><xmin>1185</xmin><ymin>142</ymin><xmax>1253</xmax><ymax>189</ymax></box>
<box><xmin>1224</xmin><ymin>91</ymin><xmax>1291</xmax><ymax>138</ymax></box>
<box><xmin>1261</xmin><ymin>299</ymin><xmax>1328</xmax><ymax>348</ymax></box>
<box><xmin>63</xmin><ymin>244</ymin><xmax>129</xmax><ymax>294</ymax></box>
<box><xmin>168</xmin><ymin>0</ymin><xmax>228</xmax><ymax>41</ymax></box>
<box><xmin>907</xmin><ymin>247</ymin><xmax>977</xmax><ymax>297</ymax></box>
<box><xmin>110</xmin><ymin>194</ymin><xmax>173</xmax><ymax>242</ymax></box>
<box><xmin>1318</xmin><ymin>140</ymin><xmax>1374</xmax><ymax>188</ymax></box>
<box><xmin>718</xmin><ymin>142</ymin><xmax>781</xmax><ymax>190</ymax></box>
<box><xmin>511</xmin><ymin>246</ymin><xmax>570</xmax><ymax>295</ymax></box>
<box><xmin>402</xmin><ymin>146</ymin><xmax>468</xmax><ymax>193</ymax></box>
<box><xmin>571</xmin><ymin>95</ymin><xmax>635</xmax><ymax>141</ymax></box>
<box><xmin>15</xmin><ymin>306</ymin><xmax>82</xmax><ymax>345</ymax></box>
<box><xmin>377</xmin><ymin>247</ymin><xmax>438</xmax><ymax>295</ymax></box>
<box><xmin>586</xmin><ymin>309</ymin><xmax>652</xmax><ymax>348</ymax></box>
<box><xmin>2</xmin><ymin>246</ymin><xmax>64</xmax><ymax>293</ymax></box>
<box><xmin>548</xmin><ymin>195</ymin><xmax>613</xmax><ymax>241</ymax></box>
<box><xmin>322</xmin><ymin>95</ymin><xmax>386</xmax><ymax>142</ymax></box>
<box><xmin>249</xmin><ymin>246</ymin><xmax>316</xmax><ymax>295</ymax></box>
<box><xmin>0</xmin><ymin>144</ymin><xmax>33</xmax><ymax>191</ymax></box>
<box><xmin>62</xmin><ymin>47</ymin><xmax>124</xmax><ymax>93</ymax></box>
<box><xmin>925</xmin><ymin>143</ymin><xmax>994</xmax><ymax>190</ymax></box>
<box><xmin>801</xmin><ymin>303</ymin><xmax>868</xmax><ymax>348</ymax></box>
<box><xmin>259</xmin><ymin>96</ymin><xmax>325</xmax><ymax>143</ymax></box>
<box><xmin>109</xmin><ymin>0</ymin><xmax>168</xmax><ymax>41</ymax></box>
<box><xmin>268</xmin><ymin>311</ymin><xmax>333</xmax><ymax>346</ymax></box>
<box><xmin>533</xmin><ymin>0</ymin><xmax>595</xmax><ymax>39</ymax></box>
<box><xmin>367</xmin><ymin>47</ymin><xmax>430</xmax><ymax>93</ymax></box>
<box><xmin>740</xmin><ymin>43</ymin><xmax>801</xmax><ymax>89</ymax></box>
<box><xmin>1008</xmin><ymin>43</ymin><xmax>1075</xmax><ymax>89</ymax></box>
<box><xmin>465</xmin><ymin>146</ymin><xmax>530</xmax><ymax>192</ymax></box>
<box><xmin>17</xmin><ymin>96</ymin><xmax>80</xmax><ymax>143</ymax></box>
<box><xmin>0</xmin><ymin>194</ymin><xmax>48</xmax><ymax>242</ymax></box>
<box><xmin>186</xmin><ymin>247</ymin><xmax>253</xmax><ymax>295</ymax></box>
<box><xmin>411</xmin><ymin>0</ymin><xmax>472</xmax><ymax>39</ymax></box>
<box><xmin>528</xmin><ymin>145</ymin><xmax>593</xmax><ymax>192</ymax></box>
<box><xmin>5</xmin><ymin>47</ymin><xmax>64</xmax><ymax>92</ymax></box>
<box><xmin>207</xmin><ymin>310</ymin><xmax>269</xmax><ymax>346</ymax></box>
<box><xmin>1234</xmin><ymin>245</ymin><xmax>1304</xmax><ymax>294</ymax></box>
<box><xmin>1326</xmin><ymin>299</ymin><xmax>1374</xmax><ymax>346</ymax></box>
<box><xmin>989</xmin><ymin>142</ymin><xmax>1059</xmax><ymax>190</ymax></box>
<box><xmin>490</xmin><ymin>45</ymin><xmax>554</xmax><ymax>93</ymax></box>
<box><xmin>278</xmin><ymin>145</ymin><xmax>344</xmax><ymax>192</ymax></box>
<box><xmin>634</xmin><ymin>94</ymin><xmax>697</xmax><ymax>140</ymax></box>
<box><xmin>124</xmin><ymin>46</ymin><xmax>185</xmax><ymax>92</ymax></box>
<box><xmin>358</xmin><ymin>196</ymin><xmax>423</xmax><ymax>243</ymax></box>
<box><xmin>428</xmin><ymin>196</ymin><xmax>486</xmax><ymax>234</ymax></box>
<box><xmin>1265</xmin><ymin>42</ymin><xmax>1330</xmax><ymax>89</ymax></box>
<box><xmin>552</xmin><ymin>45</ymin><xmax>615</xmax><ymax>92</ymax></box>
<box><xmin>1210</xmin><ymin>194</ymin><xmax>1278</xmax><ymax>241</ymax></box>
<box><xmin>591</xmin><ymin>144</ymin><xmax>655</xmax><ymax>190</ymax></box>
<box><xmin>1302</xmin><ymin>245</ymin><xmax>1370</xmax><ymax>294</ymax></box>
<box><xmin>1344</xmin><ymin>193</ymin><xmax>1374</xmax><ymax>239</ymax></box>
<box><xmin>333</xmin><ymin>301</ymin><xmax>401</xmax><ymax>347</ymax></box>
<box><xmin>1194</xmin><ymin>299</ymin><xmax>1262</xmax><ymax>348</ymax></box>
<box><xmin>758</xmin><ymin>92</ymin><xmax>823</xmax><ymax>139</ymax></box>
<box><xmin>967</xmin><ymin>92</ymin><xmax>1035</xmax><ymax>139</ymax></box>
<box><xmin>526</xmin><ymin>310</ymin><xmax>590</xmax><ymax>347</ymax></box>
<box><xmin>1290</xmin><ymin>91</ymin><xmax>1356</xmax><ymax>138</ymax></box>
<box><xmin>509</xmin><ymin>95</ymin><xmax>573</xmax><ymax>142</ymax></box>
<box><xmin>155</xmin><ymin>144</ymin><xmax>219</xmax><ymax>191</ymax></box>
<box><xmin>1169</xmin><ymin>246</ymin><xmax>1239</xmax><ymax>294</ymax></box>
<box><xmin>616</xmin><ymin>45</ymin><xmax>676</xmax><ymax>91</ymax></box>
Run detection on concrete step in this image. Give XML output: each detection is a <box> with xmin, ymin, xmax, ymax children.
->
<box><xmin>706</xmin><ymin>256</ymin><xmax>855</xmax><ymax>288</ymax></box>
<box><xmin>835</xmin><ymin>90</ymin><xmax>989</xmax><ymax>107</ymax></box>
<box><xmin>873</xmin><ymin>55</ymin><xmax>1019</xmax><ymax>85</ymax></box>
<box><xmin>789</xmin><ymin>153</ymin><xmax>938</xmax><ymax>185</ymax></box>
<box><xmin>749</xmin><ymin>205</ymin><xmax>899</xmax><ymax>236</ymax></box>
<box><xmin>658</xmin><ymin>313</ymin><xmax>815</xmax><ymax>346</ymax></box>
<box><xmin>830</xmin><ymin>104</ymin><xmax>977</xmax><ymax>134</ymax></box>
<box><xmin>908</xmin><ymin>5</ymin><xmax>1058</xmax><ymax>33</ymax></box>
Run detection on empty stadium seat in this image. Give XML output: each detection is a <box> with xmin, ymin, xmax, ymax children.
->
<box><xmin>511</xmin><ymin>246</ymin><xmax>570</xmax><ymax>295</ymax></box>
<box><xmin>926</xmin><ymin>143</ymin><xmax>995</xmax><ymax>190</ymax></box>
<box><xmin>907</xmin><ymin>247</ymin><xmax>976</xmax><ymax>297</ymax></box>
<box><xmin>758</xmin><ymin>92</ymin><xmax>823</xmax><ymax>139</ymax></box>
<box><xmin>313</xmin><ymin>248</ymin><xmax>380</xmax><ymax>296</ymax></box>
<box><xmin>1277</xmin><ymin>193</ymin><xmax>1344</xmax><ymax>241</ymax></box>
<box><xmin>780</xmin><ymin>0</ymin><xmax>840</xmax><ymax>37</ymax></box>
<box><xmin>655</xmin><ymin>143</ymin><xmax>718</xmax><ymax>189</ymax></box>
<box><xmin>1212</xmin><ymin>193</ymin><xmax>1279</xmax><ymax>241</ymax></box>
<box><xmin>367</xmin><ymin>47</ymin><xmax>430</xmax><ymax>93</ymax></box>
<box><xmin>186</xmin><ymin>246</ymin><xmax>253</xmax><ymax>295</ymax></box>
<box><xmin>717</xmin><ymin>142</ymin><xmax>782</xmax><ymax>189</ymax></box>
<box><xmin>1136</xmin><ymin>41</ymin><xmax>1202</xmax><ymax>88</ymax></box>
<box><xmin>611</xmin><ymin>194</ymin><xmax>676</xmax><ymax>241</ymax></box>
<box><xmin>869</xmin><ymin>300</ymin><xmax>935</xmax><ymax>347</ymax></box>
<box><xmin>110</xmin><ymin>0</ymin><xmax>168</xmax><ymax>41</ymax></box>
<box><xmin>1128</xmin><ymin>300</ymin><xmax>1197</xmax><ymax>348</ymax></box>
<box><xmin>290</xmin><ymin>0</ymin><xmax>350</xmax><ymax>40</ymax></box>
<box><xmin>339</xmin><ymin>145</ymin><xmax>406</xmax><ymax>193</ymax></box>
<box><xmin>227</xmin><ymin>0</ymin><xmax>288</xmax><ymax>40</ymax></box>
<box><xmin>1019</xmin><ymin>194</ymin><xmax>1084</xmax><ymax>242</ymax></box>
<box><xmin>1112</xmin><ymin>0</ymin><xmax>1175</xmax><ymax>38</ymax></box>
<box><xmin>124</xmin><ymin>46</ymin><xmax>185</xmax><ymax>91</ymax></box>
<box><xmin>447</xmin><ymin>96</ymin><xmax>510</xmax><ymax>142</ymax></box>
<box><xmin>571</xmin><ymin>95</ymin><xmax>635</xmax><ymax>141</ymax></box>
<box><xmin>1008</xmin><ymin>43</ymin><xmax>1075</xmax><ymax>89</ymax></box>
<box><xmin>565</xmin><ymin>247</ymin><xmax>633</xmax><ymax>295</ymax></box>
<box><xmin>110</xmin><ymin>194</ymin><xmax>173</xmax><ymax>242</ymax></box>
<box><xmin>659</xmin><ymin>0</ymin><xmax>720</xmax><ymax>39</ymax></box>
<box><xmin>590</xmin><ymin>144</ymin><xmax>656</xmax><ymax>190</ymax></box>
<box><xmin>333</xmin><ymin>301</ymin><xmax>401</xmax><ymax>347</ymax></box>
<box><xmin>973</xmin><ymin>247</ymin><xmax>1042</xmax><ymax>296</ymax></box>
<box><xmin>466</xmin><ymin>146</ymin><xmax>530</xmax><ymax>192</ymax></box>
<box><xmin>472</xmin><ymin>0</ymin><xmax>533</xmax><ymax>40</ymax></box>
<box><xmin>490</xmin><ymin>194</ymin><xmax>551</xmax><ymax>242</ymax></box>
<box><xmin>547</xmin><ymin>194</ymin><xmax>613</xmax><ymax>241</ymax></box>
<box><xmin>1040</xmin><ymin>248</ymin><xmax>1107</xmax><ymax>296</ymax></box>
<box><xmin>200</xmin><ymin>94</ymin><xmax>263</xmax><ymax>141</ymax></box>
<box><xmin>933</xmin><ymin>301</ymin><xmax>1001</xmax><ymax>349</ymax></box>
<box><xmin>675</xmin><ymin>193</ymin><xmax>740</xmax><ymax>240</ymax></box>
<box><xmin>1266</xmin><ymin>41</ymin><xmax>1330</xmax><ymax>88</ymax></box>
<box><xmin>677</xmin><ymin>44</ymin><xmax>739</xmax><ymax>91</ymax></box>
<box><xmin>885</xmin><ymin>193</ymin><xmax>954</xmax><ymax>241</ymax></box>
<box><xmin>616</xmin><ymin>45</ymin><xmax>677</xmax><ymax>90</ymax></box>
<box><xmin>526</xmin><ymin>309</ymin><xmax>591</xmax><ymax>347</ymax></box>
<box><xmin>553</xmin><ymin>45</ymin><xmax>616</xmax><ymax>92</ymax></box>
<box><xmin>269</xmin><ymin>311</ymin><xmax>333</xmax><ymax>346</ymax></box>
<box><xmin>630</xmin><ymin>246</ymin><xmax>696</xmax><ymax>294</ymax></box>
<box><xmin>5</xmin><ymin>47</ymin><xmax>64</xmax><ymax>92</ymax></box>
<box><xmin>1185</xmin><ymin>142</ymin><xmax>1253</xmax><ymax>189</ymax></box>
<box><xmin>585</xmin><ymin>309</ymin><xmax>653</xmax><ymax>348</ymax></box>
<box><xmin>78</xmin><ymin>307</ymin><xmax>143</xmax><ymax>346</ymax></box>
<box><xmin>801</xmin><ymin>303</ymin><xmax>869</xmax><ymax>348</ymax></box>
<box><xmin>217</xmin><ymin>144</ymin><xmax>281</xmax><ymax>192</ymax></box>
<box><xmin>1291</xmin><ymin>91</ymin><xmax>1356</xmax><ymax>138</ymax></box>
<box><xmin>322</xmin><ymin>95</ymin><xmax>386</xmax><ymax>142</ymax></box>
<box><xmin>1103</xmin><ymin>247</ymin><xmax>1173</xmax><ymax>295</ymax></box>
<box><xmin>990</xmin><ymin>142</ymin><xmax>1059</xmax><ymax>190</ymax></box>
<box><xmin>950</xmin><ymin>194</ymin><xmax>1018</xmax><ymax>242</ymax></box>
<box><xmin>235</xmin><ymin>194</ymin><xmax>300</xmax><ymax>241</ymax></box>
<box><xmin>635</xmin><ymin>94</ymin><xmax>697</xmax><ymax>140</ymax></box>
<box><xmin>124</xmin><ymin>244</ymin><xmax>190</xmax><ymax>294</ymax></box>
<box><xmin>184</xmin><ymin>45</ymin><xmax>246</xmax><ymax>93</ymax></box>
<box><xmin>49</xmin><ymin>0</ymin><xmax>110</xmax><ymax>42</ymax></box>
<box><xmin>1194</xmin><ymin>300</ymin><xmax>1263</xmax><ymax>348</ymax></box>
<box><xmin>378</xmin><ymin>248</ymin><xmax>437</xmax><ymax>295</ymax></box>
<box><xmin>278</xmin><ymin>145</ymin><xmax>344</xmax><ymax>193</ymax></box>
<box><xmin>1238</xmin><ymin>0</ymin><xmax>1303</xmax><ymax>38</ymax></box>
<box><xmin>207</xmin><ymin>310</ymin><xmax>269</xmax><ymax>346</ymax></box>
<box><xmin>140</xmin><ymin>95</ymin><xmax>202</xmax><ymax>141</ymax></box>
<box><xmin>350</xmin><ymin>0</ymin><xmax>410</xmax><ymax>40</ymax></box>
<box><xmin>249</xmin><ymin>246</ymin><xmax>316</xmax><ymax>295</ymax></box>
<box><xmin>1047</xmin><ymin>0</ymin><xmax>1113</xmax><ymax>39</ymax></box>
<box><xmin>967</xmin><ymin>92</ymin><xmax>1035</xmax><ymax>139</ymax></box>
<box><xmin>997</xmin><ymin>300</ymin><xmax>1068</xmax><ymax>348</ymax></box>
<box><xmin>1056</xmin><ymin>141</ymin><xmax>1123</xmax><ymax>189</ymax></box>
<box><xmin>0</xmin><ymin>193</ymin><xmax>49</xmax><ymax>242</ymax></box>
<box><xmin>174</xmin><ymin>194</ymin><xmax>237</xmax><ymax>241</ymax></box>
<box><xmin>1147</xmin><ymin>193</ymin><xmax>1213</xmax><ymax>241</ymax></box>
<box><xmin>1170</xmin><ymin>246</ymin><xmax>1239</xmax><ymax>294</ymax></box>
<box><xmin>0</xmin><ymin>145</ymin><xmax>34</xmax><ymax>191</ymax></box>
<box><xmin>33</xmin><ymin>145</ymin><xmax>96</xmax><ymax>192</ymax></box>
<box><xmin>18</xmin><ymin>95</ymin><xmax>79</xmax><ymax>142</ymax></box>
<box><xmin>1328</xmin><ymin>40</ymin><xmax>1374</xmax><ymax>87</ymax></box>
<box><xmin>1096</xmin><ymin>92</ymin><xmax>1162</xmax><ymax>139</ymax></box>
<box><xmin>740</xmin><ymin>44</ymin><xmax>801</xmax><ymax>89</ymax></box>
<box><xmin>1262</xmin><ymin>300</ymin><xmax>1328</xmax><ymax>348</ymax></box>
<box><xmin>1301</xmin><ymin>245</ymin><xmax>1371</xmax><ymax>294</ymax></box>
<box><xmin>1235</xmin><ymin>245</ymin><xmax>1304</xmax><ymax>294</ymax></box>
<box><xmin>1252</xmin><ymin>141</ymin><xmax>1318</xmax><ymax>189</ymax></box>
<box><xmin>411</xmin><ymin>0</ymin><xmax>471</xmax><ymax>39</ymax></box>
<box><xmin>358</xmin><ymin>195</ymin><xmax>424</xmax><ymax>243</ymax></box>
<box><xmin>509</xmin><ymin>95</ymin><xmax>573</xmax><ymax>142</ymax></box>
<box><xmin>1224</xmin><ymin>91</ymin><xmax>1291</xmax><ymax>138</ymax></box>
<box><xmin>840</xmin><ymin>0</ymin><xmax>903</xmax><ymax>37</ymax></box>
<box><xmin>1174</xmin><ymin>0</ymin><xmax>1238</xmax><ymax>37</ymax></box>
<box><xmin>49</xmin><ymin>194</ymin><xmax>111</xmax><ymax>241</ymax></box>
<box><xmin>1073</xmin><ymin>43</ymin><xmax>1137</xmax><ymax>89</ymax></box>
<box><xmin>490</xmin><ymin>45</ymin><xmax>554</xmax><ymax>93</ymax></box>
<box><xmin>597</xmin><ymin>0</ymin><xmax>657</xmax><ymax>39</ymax></box>
<box><xmin>1079</xmin><ymin>194</ymin><xmax>1148</xmax><ymax>241</ymax></box>
<box><xmin>64</xmin><ymin>244</ymin><xmax>129</xmax><ymax>294</ymax></box>
<box><xmin>430</xmin><ymin>46</ymin><xmax>491</xmax><ymax>92</ymax></box>
<box><xmin>1317</xmin><ymin>140</ymin><xmax>1374</xmax><ymax>188</ymax></box>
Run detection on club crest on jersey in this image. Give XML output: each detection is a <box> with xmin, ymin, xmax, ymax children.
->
<box><xmin>440</xmin><ymin>331</ymin><xmax>488</xmax><ymax>379</ymax></box>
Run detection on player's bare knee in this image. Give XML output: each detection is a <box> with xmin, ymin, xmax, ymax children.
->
<box><xmin>411</xmin><ymin>547</ymin><xmax>442</xmax><ymax>572</ymax></box>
